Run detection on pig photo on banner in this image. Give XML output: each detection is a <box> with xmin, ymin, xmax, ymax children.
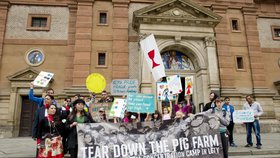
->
<box><xmin>77</xmin><ymin>114</ymin><xmax>224</xmax><ymax>158</ymax></box>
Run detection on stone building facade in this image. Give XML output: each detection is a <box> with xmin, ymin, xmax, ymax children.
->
<box><xmin>0</xmin><ymin>0</ymin><xmax>279</xmax><ymax>137</ymax></box>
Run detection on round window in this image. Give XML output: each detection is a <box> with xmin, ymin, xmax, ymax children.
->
<box><xmin>25</xmin><ymin>49</ymin><xmax>45</xmax><ymax>66</ymax></box>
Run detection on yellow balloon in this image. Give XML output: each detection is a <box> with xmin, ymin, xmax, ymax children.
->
<box><xmin>86</xmin><ymin>73</ymin><xmax>106</xmax><ymax>93</ymax></box>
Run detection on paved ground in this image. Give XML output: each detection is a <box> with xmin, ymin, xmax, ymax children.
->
<box><xmin>0</xmin><ymin>133</ymin><xmax>280</xmax><ymax>158</ymax></box>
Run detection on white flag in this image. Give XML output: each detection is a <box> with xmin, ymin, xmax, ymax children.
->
<box><xmin>140</xmin><ymin>34</ymin><xmax>166</xmax><ymax>81</ymax></box>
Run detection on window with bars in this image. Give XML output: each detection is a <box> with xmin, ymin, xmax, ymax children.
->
<box><xmin>272</xmin><ymin>26</ymin><xmax>280</xmax><ymax>40</ymax></box>
<box><xmin>27</xmin><ymin>14</ymin><xmax>51</xmax><ymax>31</ymax></box>
<box><xmin>98</xmin><ymin>52</ymin><xmax>106</xmax><ymax>66</ymax></box>
<box><xmin>99</xmin><ymin>12</ymin><xmax>107</xmax><ymax>25</ymax></box>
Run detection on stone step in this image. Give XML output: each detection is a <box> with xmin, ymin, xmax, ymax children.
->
<box><xmin>234</xmin><ymin>119</ymin><xmax>280</xmax><ymax>133</ymax></box>
<box><xmin>231</xmin><ymin>154</ymin><xmax>280</xmax><ymax>158</ymax></box>
<box><xmin>229</xmin><ymin>149</ymin><xmax>280</xmax><ymax>156</ymax></box>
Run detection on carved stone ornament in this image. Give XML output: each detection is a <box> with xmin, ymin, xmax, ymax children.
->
<box><xmin>204</xmin><ymin>36</ymin><xmax>216</xmax><ymax>47</ymax></box>
<box><xmin>7</xmin><ymin>67</ymin><xmax>40</xmax><ymax>81</ymax></box>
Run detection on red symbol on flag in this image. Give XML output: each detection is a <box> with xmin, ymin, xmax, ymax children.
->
<box><xmin>148</xmin><ymin>49</ymin><xmax>160</xmax><ymax>68</ymax></box>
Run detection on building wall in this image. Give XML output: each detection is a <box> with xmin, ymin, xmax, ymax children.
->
<box><xmin>0</xmin><ymin>0</ymin><xmax>279</xmax><ymax>137</ymax></box>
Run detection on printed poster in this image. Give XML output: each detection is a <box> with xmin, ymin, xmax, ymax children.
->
<box><xmin>89</xmin><ymin>102</ymin><xmax>113</xmax><ymax>122</ymax></box>
<box><xmin>167</xmin><ymin>75</ymin><xmax>182</xmax><ymax>94</ymax></box>
<box><xmin>156</xmin><ymin>82</ymin><xmax>176</xmax><ymax>101</ymax></box>
<box><xmin>109</xmin><ymin>98</ymin><xmax>126</xmax><ymax>118</ymax></box>
<box><xmin>33</xmin><ymin>71</ymin><xmax>54</xmax><ymax>87</ymax></box>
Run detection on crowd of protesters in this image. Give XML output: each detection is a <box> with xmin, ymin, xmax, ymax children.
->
<box><xmin>28</xmin><ymin>82</ymin><xmax>263</xmax><ymax>158</ymax></box>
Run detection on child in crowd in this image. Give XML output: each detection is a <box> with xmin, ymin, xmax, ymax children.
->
<box><xmin>162</xmin><ymin>101</ymin><xmax>172</xmax><ymax>121</ymax></box>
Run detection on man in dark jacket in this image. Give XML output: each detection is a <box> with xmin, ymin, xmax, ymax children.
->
<box><xmin>203</xmin><ymin>92</ymin><xmax>218</xmax><ymax>112</ymax></box>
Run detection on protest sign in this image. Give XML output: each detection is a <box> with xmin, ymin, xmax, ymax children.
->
<box><xmin>156</xmin><ymin>82</ymin><xmax>176</xmax><ymax>101</ymax></box>
<box><xmin>233</xmin><ymin>110</ymin><xmax>255</xmax><ymax>123</ymax></box>
<box><xmin>111</xmin><ymin>79</ymin><xmax>138</xmax><ymax>95</ymax></box>
<box><xmin>77</xmin><ymin>114</ymin><xmax>223</xmax><ymax>158</ymax></box>
<box><xmin>140</xmin><ymin>34</ymin><xmax>166</xmax><ymax>81</ymax></box>
<box><xmin>185</xmin><ymin>76</ymin><xmax>193</xmax><ymax>95</ymax></box>
<box><xmin>109</xmin><ymin>98</ymin><xmax>126</xmax><ymax>118</ymax></box>
<box><xmin>89</xmin><ymin>102</ymin><xmax>113</xmax><ymax>122</ymax></box>
<box><xmin>86</xmin><ymin>73</ymin><xmax>106</xmax><ymax>93</ymax></box>
<box><xmin>167</xmin><ymin>75</ymin><xmax>182</xmax><ymax>94</ymax></box>
<box><xmin>33</xmin><ymin>71</ymin><xmax>54</xmax><ymax>87</ymax></box>
<box><xmin>126</xmin><ymin>93</ymin><xmax>155</xmax><ymax>113</ymax></box>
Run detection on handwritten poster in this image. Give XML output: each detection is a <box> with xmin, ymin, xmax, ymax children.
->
<box><xmin>111</xmin><ymin>79</ymin><xmax>138</xmax><ymax>95</ymax></box>
<box><xmin>185</xmin><ymin>76</ymin><xmax>193</xmax><ymax>95</ymax></box>
<box><xmin>109</xmin><ymin>98</ymin><xmax>126</xmax><ymax>118</ymax></box>
<box><xmin>126</xmin><ymin>93</ymin><xmax>155</xmax><ymax>113</ymax></box>
<box><xmin>233</xmin><ymin>110</ymin><xmax>255</xmax><ymax>123</ymax></box>
<box><xmin>156</xmin><ymin>82</ymin><xmax>176</xmax><ymax>101</ymax></box>
<box><xmin>33</xmin><ymin>71</ymin><xmax>54</xmax><ymax>87</ymax></box>
<box><xmin>167</xmin><ymin>75</ymin><xmax>182</xmax><ymax>94</ymax></box>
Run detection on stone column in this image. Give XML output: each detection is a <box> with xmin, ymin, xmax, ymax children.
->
<box><xmin>242</xmin><ymin>7</ymin><xmax>267</xmax><ymax>91</ymax></box>
<box><xmin>72</xmin><ymin>2</ymin><xmax>93</xmax><ymax>86</ymax></box>
<box><xmin>65</xmin><ymin>3</ymin><xmax>77</xmax><ymax>87</ymax></box>
<box><xmin>112</xmin><ymin>0</ymin><xmax>129</xmax><ymax>79</ymax></box>
<box><xmin>204</xmin><ymin>36</ymin><xmax>220</xmax><ymax>92</ymax></box>
<box><xmin>211</xmin><ymin>5</ymin><xmax>235</xmax><ymax>93</ymax></box>
<box><xmin>0</xmin><ymin>1</ymin><xmax>9</xmax><ymax>63</ymax></box>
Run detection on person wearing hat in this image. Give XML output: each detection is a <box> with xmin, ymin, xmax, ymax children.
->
<box><xmin>97</xmin><ymin>107</ymin><xmax>107</xmax><ymax>122</ymax></box>
<box><xmin>66</xmin><ymin>99</ymin><xmax>95</xmax><ymax>158</ymax></box>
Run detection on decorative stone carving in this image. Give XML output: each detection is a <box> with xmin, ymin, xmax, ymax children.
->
<box><xmin>204</xmin><ymin>36</ymin><xmax>216</xmax><ymax>47</ymax></box>
<box><xmin>7</xmin><ymin>68</ymin><xmax>40</xmax><ymax>81</ymax></box>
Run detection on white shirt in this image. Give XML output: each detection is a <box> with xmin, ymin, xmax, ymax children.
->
<box><xmin>243</xmin><ymin>101</ymin><xmax>263</xmax><ymax>120</ymax></box>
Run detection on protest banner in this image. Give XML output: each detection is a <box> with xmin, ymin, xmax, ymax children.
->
<box><xmin>77</xmin><ymin>114</ymin><xmax>223</xmax><ymax>158</ymax></box>
<box><xmin>156</xmin><ymin>82</ymin><xmax>176</xmax><ymax>101</ymax></box>
<box><xmin>167</xmin><ymin>75</ymin><xmax>182</xmax><ymax>94</ymax></box>
<box><xmin>111</xmin><ymin>79</ymin><xmax>138</xmax><ymax>95</ymax></box>
<box><xmin>126</xmin><ymin>93</ymin><xmax>155</xmax><ymax>113</ymax></box>
<box><xmin>33</xmin><ymin>71</ymin><xmax>54</xmax><ymax>87</ymax></box>
<box><xmin>185</xmin><ymin>76</ymin><xmax>194</xmax><ymax>95</ymax></box>
<box><xmin>140</xmin><ymin>34</ymin><xmax>166</xmax><ymax>81</ymax></box>
<box><xmin>109</xmin><ymin>98</ymin><xmax>126</xmax><ymax>118</ymax></box>
<box><xmin>233</xmin><ymin>110</ymin><xmax>255</xmax><ymax>123</ymax></box>
<box><xmin>89</xmin><ymin>102</ymin><xmax>113</xmax><ymax>122</ymax></box>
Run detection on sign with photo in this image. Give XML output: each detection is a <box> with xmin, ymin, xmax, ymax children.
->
<box><xmin>156</xmin><ymin>82</ymin><xmax>176</xmax><ymax>101</ymax></box>
<box><xmin>185</xmin><ymin>76</ymin><xmax>194</xmax><ymax>95</ymax></box>
<box><xmin>111</xmin><ymin>79</ymin><xmax>138</xmax><ymax>95</ymax></box>
<box><xmin>167</xmin><ymin>75</ymin><xmax>182</xmax><ymax>94</ymax></box>
<box><xmin>233</xmin><ymin>110</ymin><xmax>255</xmax><ymax>123</ymax></box>
<box><xmin>77</xmin><ymin>114</ymin><xmax>223</xmax><ymax>158</ymax></box>
<box><xmin>109</xmin><ymin>98</ymin><xmax>126</xmax><ymax>118</ymax></box>
<box><xmin>33</xmin><ymin>71</ymin><xmax>54</xmax><ymax>87</ymax></box>
<box><xmin>126</xmin><ymin>93</ymin><xmax>155</xmax><ymax>113</ymax></box>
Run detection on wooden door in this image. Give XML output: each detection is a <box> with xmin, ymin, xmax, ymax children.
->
<box><xmin>19</xmin><ymin>96</ymin><xmax>38</xmax><ymax>137</ymax></box>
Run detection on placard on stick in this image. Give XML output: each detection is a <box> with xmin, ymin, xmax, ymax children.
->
<box><xmin>33</xmin><ymin>71</ymin><xmax>54</xmax><ymax>87</ymax></box>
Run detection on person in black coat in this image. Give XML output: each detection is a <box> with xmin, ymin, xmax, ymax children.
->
<box><xmin>66</xmin><ymin>99</ymin><xmax>95</xmax><ymax>158</ymax></box>
<box><xmin>203</xmin><ymin>92</ymin><xmax>218</xmax><ymax>112</ymax></box>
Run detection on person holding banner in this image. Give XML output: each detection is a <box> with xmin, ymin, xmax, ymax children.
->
<box><xmin>204</xmin><ymin>98</ymin><xmax>230</xmax><ymax>158</ymax></box>
<box><xmin>37</xmin><ymin>104</ymin><xmax>64</xmax><ymax>158</ymax></box>
<box><xmin>243</xmin><ymin>95</ymin><xmax>263</xmax><ymax>149</ymax></box>
<box><xmin>66</xmin><ymin>99</ymin><xmax>95</xmax><ymax>158</ymax></box>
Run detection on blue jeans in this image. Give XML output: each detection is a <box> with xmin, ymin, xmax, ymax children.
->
<box><xmin>246</xmin><ymin>119</ymin><xmax>262</xmax><ymax>146</ymax></box>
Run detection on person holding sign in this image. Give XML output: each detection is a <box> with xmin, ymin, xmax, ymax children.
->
<box><xmin>243</xmin><ymin>95</ymin><xmax>263</xmax><ymax>149</ymax></box>
<box><xmin>66</xmin><ymin>99</ymin><xmax>95</xmax><ymax>158</ymax></box>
